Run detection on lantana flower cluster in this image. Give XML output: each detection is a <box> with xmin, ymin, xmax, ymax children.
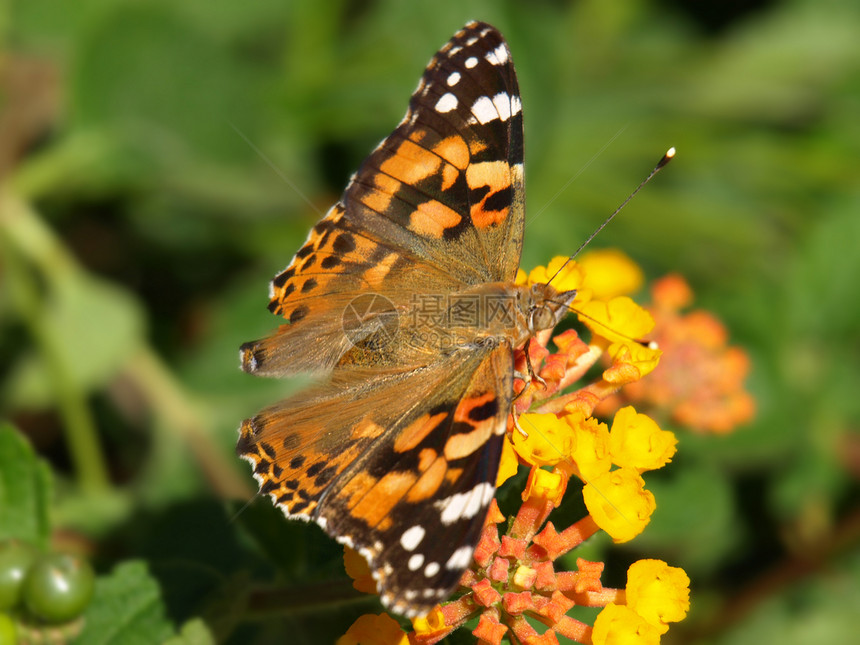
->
<box><xmin>614</xmin><ymin>273</ymin><xmax>755</xmax><ymax>434</ymax></box>
<box><xmin>340</xmin><ymin>252</ymin><xmax>694</xmax><ymax>645</ymax></box>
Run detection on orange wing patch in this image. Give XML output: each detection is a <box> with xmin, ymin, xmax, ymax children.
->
<box><xmin>351</xmin><ymin>470</ymin><xmax>418</xmax><ymax>531</ymax></box>
<box><xmin>466</xmin><ymin>160</ymin><xmax>512</xmax><ymax>229</ymax></box>
<box><xmin>409</xmin><ymin>200</ymin><xmax>462</xmax><ymax>238</ymax></box>
<box><xmin>268</xmin><ymin>202</ymin><xmax>392</xmax><ymax>319</ymax></box>
<box><xmin>432</xmin><ymin>135</ymin><xmax>470</xmax><ymax>170</ymax></box>
<box><xmin>238</xmin><ymin>410</ymin><xmax>386</xmax><ymax>519</ymax></box>
<box><xmin>362</xmin><ymin>172</ymin><xmax>401</xmax><ymax>214</ymax></box>
<box><xmin>444</xmin><ymin>392</ymin><xmax>500</xmax><ymax>460</ymax></box>
<box><xmin>394</xmin><ymin>412</ymin><xmax>450</xmax><ymax>453</ymax></box>
<box><xmin>340</xmin><ymin>470</ymin><xmax>379</xmax><ymax>512</ymax></box>
<box><xmin>407</xmin><ymin>456</ymin><xmax>448</xmax><ymax>502</ymax></box>
<box><xmin>380</xmin><ymin>137</ymin><xmax>444</xmax><ymax>186</ymax></box>
<box><xmin>362</xmin><ymin>252</ymin><xmax>400</xmax><ymax>288</ymax></box>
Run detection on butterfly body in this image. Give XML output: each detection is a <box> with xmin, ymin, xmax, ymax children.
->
<box><xmin>239</xmin><ymin>21</ymin><xmax>575</xmax><ymax>616</ymax></box>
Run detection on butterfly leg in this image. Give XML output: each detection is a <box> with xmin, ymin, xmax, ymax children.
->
<box><xmin>510</xmin><ymin>405</ymin><xmax>529</xmax><ymax>437</ymax></box>
<box><xmin>509</xmin><ymin>340</ymin><xmax>549</xmax><ymax>437</ymax></box>
<box><xmin>522</xmin><ymin>338</ymin><xmax>547</xmax><ymax>390</ymax></box>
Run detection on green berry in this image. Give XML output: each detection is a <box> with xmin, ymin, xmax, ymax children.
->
<box><xmin>23</xmin><ymin>553</ymin><xmax>95</xmax><ymax>624</ymax></box>
<box><xmin>0</xmin><ymin>540</ymin><xmax>39</xmax><ymax>610</ymax></box>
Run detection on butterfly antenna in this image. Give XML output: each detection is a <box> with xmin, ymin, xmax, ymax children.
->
<box><xmin>228</xmin><ymin>491</ymin><xmax>265</xmax><ymax>524</ymax></box>
<box><xmin>547</xmin><ymin>147</ymin><xmax>676</xmax><ymax>287</ymax></box>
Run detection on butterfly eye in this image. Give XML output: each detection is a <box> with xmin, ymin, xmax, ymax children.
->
<box><xmin>530</xmin><ymin>305</ymin><xmax>555</xmax><ymax>332</ymax></box>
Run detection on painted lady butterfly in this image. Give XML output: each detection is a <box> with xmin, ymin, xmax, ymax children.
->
<box><xmin>238</xmin><ymin>21</ymin><xmax>578</xmax><ymax>617</ymax></box>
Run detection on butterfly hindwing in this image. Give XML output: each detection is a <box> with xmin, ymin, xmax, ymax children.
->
<box><xmin>322</xmin><ymin>344</ymin><xmax>512</xmax><ymax>614</ymax></box>
<box><xmin>238</xmin><ymin>344</ymin><xmax>512</xmax><ymax>615</ymax></box>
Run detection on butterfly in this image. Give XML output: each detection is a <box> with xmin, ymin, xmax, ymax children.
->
<box><xmin>238</xmin><ymin>21</ymin><xmax>577</xmax><ymax>617</ymax></box>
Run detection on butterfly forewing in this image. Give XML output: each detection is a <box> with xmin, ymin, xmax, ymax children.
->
<box><xmin>244</xmin><ymin>22</ymin><xmax>523</xmax><ymax>379</ymax></box>
<box><xmin>346</xmin><ymin>22</ymin><xmax>524</xmax><ymax>285</ymax></box>
<box><xmin>239</xmin><ymin>21</ymin><xmax>528</xmax><ymax>617</ymax></box>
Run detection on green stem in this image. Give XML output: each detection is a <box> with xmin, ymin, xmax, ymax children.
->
<box><xmin>0</xmin><ymin>191</ymin><xmax>110</xmax><ymax>492</ymax></box>
<box><xmin>123</xmin><ymin>345</ymin><xmax>253</xmax><ymax>500</ymax></box>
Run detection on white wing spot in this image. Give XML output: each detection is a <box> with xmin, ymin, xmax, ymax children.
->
<box><xmin>511</xmin><ymin>94</ymin><xmax>522</xmax><ymax>116</ymax></box>
<box><xmin>471</xmin><ymin>96</ymin><xmax>498</xmax><ymax>125</ymax></box>
<box><xmin>471</xmin><ymin>92</ymin><xmax>520</xmax><ymax>125</ymax></box>
<box><xmin>447</xmin><ymin>71</ymin><xmax>461</xmax><ymax>86</ymax></box>
<box><xmin>424</xmin><ymin>561</ymin><xmax>440</xmax><ymax>578</ymax></box>
<box><xmin>493</xmin><ymin>93</ymin><xmax>512</xmax><ymax>121</ymax></box>
<box><xmin>408</xmin><ymin>553</ymin><xmax>425</xmax><ymax>571</ymax></box>
<box><xmin>465</xmin><ymin>56</ymin><xmax>478</xmax><ymax>69</ymax></box>
<box><xmin>486</xmin><ymin>43</ymin><xmax>509</xmax><ymax>66</ymax></box>
<box><xmin>435</xmin><ymin>92</ymin><xmax>459</xmax><ymax>113</ymax></box>
<box><xmin>438</xmin><ymin>481</ymin><xmax>495</xmax><ymax>525</ymax></box>
<box><xmin>446</xmin><ymin>545</ymin><xmax>473</xmax><ymax>570</ymax></box>
<box><xmin>400</xmin><ymin>525</ymin><xmax>426</xmax><ymax>552</ymax></box>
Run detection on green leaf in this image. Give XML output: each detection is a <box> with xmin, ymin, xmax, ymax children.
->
<box><xmin>716</xmin><ymin>550</ymin><xmax>860</xmax><ymax>645</ymax></box>
<box><xmin>163</xmin><ymin>618</ymin><xmax>215</xmax><ymax>645</ymax></box>
<box><xmin>195</xmin><ymin>572</ymin><xmax>250</xmax><ymax>644</ymax></box>
<box><xmin>234</xmin><ymin>498</ymin><xmax>345</xmax><ymax>580</ymax></box>
<box><xmin>637</xmin><ymin>459</ymin><xmax>738</xmax><ymax>576</ymax></box>
<box><xmin>70</xmin><ymin>3</ymin><xmax>260</xmax><ymax>163</ymax></box>
<box><xmin>73</xmin><ymin>561</ymin><xmax>175</xmax><ymax>645</ymax></box>
<box><xmin>0</xmin><ymin>424</ymin><xmax>52</xmax><ymax>548</ymax></box>
<box><xmin>4</xmin><ymin>273</ymin><xmax>145</xmax><ymax>409</ymax></box>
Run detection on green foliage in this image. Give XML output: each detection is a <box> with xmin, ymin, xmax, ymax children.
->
<box><xmin>75</xmin><ymin>561</ymin><xmax>176</xmax><ymax>645</ymax></box>
<box><xmin>2</xmin><ymin>0</ymin><xmax>859</xmax><ymax>642</ymax></box>
<box><xmin>0</xmin><ymin>426</ymin><xmax>51</xmax><ymax>549</ymax></box>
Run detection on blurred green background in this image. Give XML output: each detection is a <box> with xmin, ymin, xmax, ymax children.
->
<box><xmin>2</xmin><ymin>0</ymin><xmax>859</xmax><ymax>643</ymax></box>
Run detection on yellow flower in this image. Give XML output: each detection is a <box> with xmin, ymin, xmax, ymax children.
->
<box><xmin>528</xmin><ymin>255</ymin><xmax>590</xmax><ymax>298</ymax></box>
<box><xmin>562</xmin><ymin>410</ymin><xmax>612</xmax><ymax>483</ymax></box>
<box><xmin>577</xmin><ymin>296</ymin><xmax>654</xmax><ymax>345</ymax></box>
<box><xmin>411</xmin><ymin>606</ymin><xmax>449</xmax><ymax>641</ymax></box>
<box><xmin>592</xmin><ymin>603</ymin><xmax>661</xmax><ymax>645</ymax></box>
<box><xmin>608</xmin><ymin>407</ymin><xmax>677</xmax><ymax>472</ymax></box>
<box><xmin>582</xmin><ymin>468</ymin><xmax>656</xmax><ymax>543</ymax></box>
<box><xmin>511</xmin><ymin>413</ymin><xmax>576</xmax><ymax>467</ymax></box>
<box><xmin>515</xmin><ymin>267</ymin><xmax>528</xmax><ymax>286</ymax></box>
<box><xmin>337</xmin><ymin>613</ymin><xmax>408</xmax><ymax>645</ymax></box>
<box><xmin>579</xmin><ymin>248</ymin><xmax>644</xmax><ymax>299</ymax></box>
<box><xmin>496</xmin><ymin>436</ymin><xmax>520</xmax><ymax>487</ymax></box>
<box><xmin>523</xmin><ymin>467</ymin><xmax>566</xmax><ymax>506</ymax></box>
<box><xmin>604</xmin><ymin>341</ymin><xmax>662</xmax><ymax>382</ymax></box>
<box><xmin>625</xmin><ymin>560</ymin><xmax>691</xmax><ymax>634</ymax></box>
<box><xmin>577</xmin><ymin>297</ymin><xmax>661</xmax><ymax>379</ymax></box>
<box><xmin>343</xmin><ymin>546</ymin><xmax>376</xmax><ymax>595</ymax></box>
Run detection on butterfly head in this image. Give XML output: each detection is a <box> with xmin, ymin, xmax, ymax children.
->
<box><xmin>525</xmin><ymin>283</ymin><xmax>578</xmax><ymax>336</ymax></box>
